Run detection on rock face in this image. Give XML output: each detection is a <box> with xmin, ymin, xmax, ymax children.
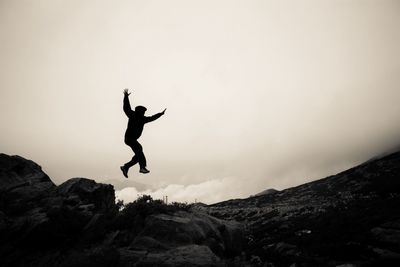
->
<box><xmin>0</xmin><ymin>154</ymin><xmax>119</xmax><ymax>266</ymax></box>
<box><xmin>124</xmin><ymin>211</ymin><xmax>243</xmax><ymax>266</ymax></box>
<box><xmin>207</xmin><ymin>151</ymin><xmax>400</xmax><ymax>266</ymax></box>
<box><xmin>58</xmin><ymin>178</ymin><xmax>115</xmax><ymax>212</ymax></box>
<box><xmin>0</xmin><ymin>154</ymin><xmax>244</xmax><ymax>267</ymax></box>
<box><xmin>0</xmin><ymin>154</ymin><xmax>55</xmax><ymax>203</ymax></box>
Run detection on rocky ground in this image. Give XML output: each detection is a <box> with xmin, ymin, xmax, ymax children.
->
<box><xmin>203</xmin><ymin>152</ymin><xmax>400</xmax><ymax>266</ymax></box>
<box><xmin>1</xmin><ymin>152</ymin><xmax>400</xmax><ymax>266</ymax></box>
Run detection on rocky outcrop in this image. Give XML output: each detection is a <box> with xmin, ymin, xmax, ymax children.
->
<box><xmin>126</xmin><ymin>211</ymin><xmax>243</xmax><ymax>261</ymax></box>
<box><xmin>0</xmin><ymin>154</ymin><xmax>55</xmax><ymax>206</ymax></box>
<box><xmin>0</xmin><ymin>154</ymin><xmax>244</xmax><ymax>267</ymax></box>
<box><xmin>0</xmin><ymin>154</ymin><xmax>117</xmax><ymax>266</ymax></box>
<box><xmin>58</xmin><ymin>178</ymin><xmax>115</xmax><ymax>212</ymax></box>
<box><xmin>111</xmin><ymin>206</ymin><xmax>244</xmax><ymax>266</ymax></box>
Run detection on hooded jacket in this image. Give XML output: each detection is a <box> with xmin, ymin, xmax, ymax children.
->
<box><xmin>123</xmin><ymin>94</ymin><xmax>162</xmax><ymax>141</ymax></box>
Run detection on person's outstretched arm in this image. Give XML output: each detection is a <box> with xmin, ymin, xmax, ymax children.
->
<box><xmin>123</xmin><ymin>89</ymin><xmax>132</xmax><ymax>116</ymax></box>
<box><xmin>145</xmin><ymin>108</ymin><xmax>166</xmax><ymax>123</ymax></box>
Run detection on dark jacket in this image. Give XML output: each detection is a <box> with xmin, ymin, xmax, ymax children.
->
<box><xmin>123</xmin><ymin>94</ymin><xmax>162</xmax><ymax>141</ymax></box>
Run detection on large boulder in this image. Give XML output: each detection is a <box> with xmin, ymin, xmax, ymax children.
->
<box><xmin>0</xmin><ymin>154</ymin><xmax>119</xmax><ymax>267</ymax></box>
<box><xmin>129</xmin><ymin>210</ymin><xmax>244</xmax><ymax>259</ymax></box>
<box><xmin>0</xmin><ymin>154</ymin><xmax>55</xmax><ymax>206</ymax></box>
<box><xmin>57</xmin><ymin>178</ymin><xmax>115</xmax><ymax>212</ymax></box>
<box><xmin>0</xmin><ymin>154</ymin><xmax>54</xmax><ymax>190</ymax></box>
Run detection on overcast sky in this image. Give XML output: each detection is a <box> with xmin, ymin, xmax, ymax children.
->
<box><xmin>1</xmin><ymin>0</ymin><xmax>400</xmax><ymax>204</ymax></box>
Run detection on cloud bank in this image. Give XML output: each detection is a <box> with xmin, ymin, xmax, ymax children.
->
<box><xmin>116</xmin><ymin>176</ymin><xmax>257</xmax><ymax>204</ymax></box>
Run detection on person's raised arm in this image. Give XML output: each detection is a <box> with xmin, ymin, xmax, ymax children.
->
<box><xmin>145</xmin><ymin>108</ymin><xmax>166</xmax><ymax>123</ymax></box>
<box><xmin>123</xmin><ymin>89</ymin><xmax>132</xmax><ymax>116</ymax></box>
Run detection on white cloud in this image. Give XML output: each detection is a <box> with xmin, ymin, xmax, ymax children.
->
<box><xmin>116</xmin><ymin>176</ymin><xmax>256</xmax><ymax>204</ymax></box>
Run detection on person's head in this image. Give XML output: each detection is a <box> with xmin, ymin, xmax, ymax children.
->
<box><xmin>135</xmin><ymin>105</ymin><xmax>147</xmax><ymax>116</ymax></box>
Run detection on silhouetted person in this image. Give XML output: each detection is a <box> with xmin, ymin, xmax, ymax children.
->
<box><xmin>120</xmin><ymin>89</ymin><xmax>166</xmax><ymax>177</ymax></box>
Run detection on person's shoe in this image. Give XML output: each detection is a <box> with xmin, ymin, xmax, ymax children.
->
<box><xmin>120</xmin><ymin>166</ymin><xmax>128</xmax><ymax>178</ymax></box>
<box><xmin>139</xmin><ymin>167</ymin><xmax>150</xmax><ymax>174</ymax></box>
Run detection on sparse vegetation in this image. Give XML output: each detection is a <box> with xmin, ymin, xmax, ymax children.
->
<box><xmin>115</xmin><ymin>195</ymin><xmax>193</xmax><ymax>229</ymax></box>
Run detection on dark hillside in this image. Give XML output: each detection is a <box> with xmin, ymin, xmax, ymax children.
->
<box><xmin>206</xmin><ymin>152</ymin><xmax>400</xmax><ymax>266</ymax></box>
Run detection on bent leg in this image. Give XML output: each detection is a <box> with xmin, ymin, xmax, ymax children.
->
<box><xmin>124</xmin><ymin>155</ymin><xmax>138</xmax><ymax>170</ymax></box>
<box><xmin>130</xmin><ymin>140</ymin><xmax>147</xmax><ymax>168</ymax></box>
<box><xmin>124</xmin><ymin>138</ymin><xmax>139</xmax><ymax>172</ymax></box>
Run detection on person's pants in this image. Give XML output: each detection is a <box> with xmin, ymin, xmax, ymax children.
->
<box><xmin>124</xmin><ymin>139</ymin><xmax>146</xmax><ymax>169</ymax></box>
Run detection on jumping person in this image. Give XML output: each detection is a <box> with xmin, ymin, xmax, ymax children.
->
<box><xmin>120</xmin><ymin>89</ymin><xmax>166</xmax><ymax>177</ymax></box>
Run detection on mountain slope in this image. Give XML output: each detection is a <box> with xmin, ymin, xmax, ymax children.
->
<box><xmin>206</xmin><ymin>151</ymin><xmax>400</xmax><ymax>266</ymax></box>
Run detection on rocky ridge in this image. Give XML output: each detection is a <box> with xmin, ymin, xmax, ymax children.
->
<box><xmin>0</xmin><ymin>154</ymin><xmax>243</xmax><ymax>267</ymax></box>
<box><xmin>204</xmin><ymin>152</ymin><xmax>400</xmax><ymax>266</ymax></box>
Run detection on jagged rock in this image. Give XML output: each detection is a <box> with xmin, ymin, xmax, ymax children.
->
<box><xmin>0</xmin><ymin>154</ymin><xmax>54</xmax><ymax>190</ymax></box>
<box><xmin>57</xmin><ymin>178</ymin><xmax>115</xmax><ymax>212</ymax></box>
<box><xmin>0</xmin><ymin>155</ymin><xmax>119</xmax><ymax>266</ymax></box>
<box><xmin>0</xmin><ymin>154</ymin><xmax>55</xmax><ymax>207</ymax></box>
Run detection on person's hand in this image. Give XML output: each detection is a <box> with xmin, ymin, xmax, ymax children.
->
<box><xmin>161</xmin><ymin>108</ymin><xmax>167</xmax><ymax>115</ymax></box>
<box><xmin>123</xmin><ymin>89</ymin><xmax>131</xmax><ymax>96</ymax></box>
